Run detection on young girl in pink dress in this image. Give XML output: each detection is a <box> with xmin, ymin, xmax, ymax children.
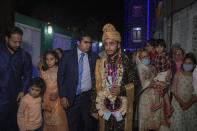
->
<box><xmin>41</xmin><ymin>51</ymin><xmax>69</xmax><ymax>131</ymax></box>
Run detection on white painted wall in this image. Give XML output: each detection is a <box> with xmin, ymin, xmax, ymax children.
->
<box><xmin>170</xmin><ymin>1</ymin><xmax>197</xmax><ymax>53</ymax></box>
<box><xmin>15</xmin><ymin>22</ymin><xmax>41</xmax><ymax>66</ymax></box>
<box><xmin>53</xmin><ymin>33</ymin><xmax>72</xmax><ymax>51</ymax></box>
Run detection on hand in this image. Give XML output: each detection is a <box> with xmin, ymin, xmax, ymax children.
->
<box><xmin>181</xmin><ymin>96</ymin><xmax>197</xmax><ymax>110</ymax></box>
<box><xmin>60</xmin><ymin>97</ymin><xmax>69</xmax><ymax>110</ymax></box>
<box><xmin>42</xmin><ymin>103</ymin><xmax>47</xmax><ymax>110</ymax></box>
<box><xmin>110</xmin><ymin>86</ymin><xmax>120</xmax><ymax>96</ymax></box>
<box><xmin>165</xmin><ymin>76</ymin><xmax>170</xmax><ymax>82</ymax></box>
<box><xmin>171</xmin><ymin>87</ymin><xmax>177</xmax><ymax>95</ymax></box>
<box><xmin>140</xmin><ymin>77</ymin><xmax>146</xmax><ymax>83</ymax></box>
<box><xmin>50</xmin><ymin>92</ymin><xmax>58</xmax><ymax>101</ymax></box>
<box><xmin>192</xmin><ymin>96</ymin><xmax>197</xmax><ymax>102</ymax></box>
<box><xmin>150</xmin><ymin>80</ymin><xmax>157</xmax><ymax>87</ymax></box>
<box><xmin>156</xmin><ymin>81</ymin><xmax>168</xmax><ymax>89</ymax></box>
<box><xmin>180</xmin><ymin>102</ymin><xmax>190</xmax><ymax>110</ymax></box>
<box><xmin>42</xmin><ymin>103</ymin><xmax>52</xmax><ymax>112</ymax></box>
<box><xmin>91</xmin><ymin>113</ymin><xmax>99</xmax><ymax>120</ymax></box>
<box><xmin>17</xmin><ymin>92</ymin><xmax>24</xmax><ymax>101</ymax></box>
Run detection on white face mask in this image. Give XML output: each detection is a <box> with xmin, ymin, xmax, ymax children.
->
<box><xmin>183</xmin><ymin>64</ymin><xmax>194</xmax><ymax>72</ymax></box>
<box><xmin>141</xmin><ymin>59</ymin><xmax>150</xmax><ymax>65</ymax></box>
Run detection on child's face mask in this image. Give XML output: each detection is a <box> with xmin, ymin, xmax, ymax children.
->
<box><xmin>183</xmin><ymin>64</ymin><xmax>194</xmax><ymax>72</ymax></box>
<box><xmin>141</xmin><ymin>59</ymin><xmax>150</xmax><ymax>66</ymax></box>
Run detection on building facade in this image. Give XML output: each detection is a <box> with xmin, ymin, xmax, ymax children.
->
<box><xmin>156</xmin><ymin>0</ymin><xmax>197</xmax><ymax>53</ymax></box>
<box><xmin>124</xmin><ymin>0</ymin><xmax>160</xmax><ymax>50</ymax></box>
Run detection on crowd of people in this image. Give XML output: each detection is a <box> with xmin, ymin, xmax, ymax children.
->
<box><xmin>135</xmin><ymin>39</ymin><xmax>197</xmax><ymax>131</ymax></box>
<box><xmin>0</xmin><ymin>24</ymin><xmax>196</xmax><ymax>131</ymax></box>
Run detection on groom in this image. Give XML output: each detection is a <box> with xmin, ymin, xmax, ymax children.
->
<box><xmin>91</xmin><ymin>23</ymin><xmax>141</xmax><ymax>131</ymax></box>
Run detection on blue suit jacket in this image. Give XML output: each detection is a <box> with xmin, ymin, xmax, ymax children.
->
<box><xmin>57</xmin><ymin>48</ymin><xmax>98</xmax><ymax>105</ymax></box>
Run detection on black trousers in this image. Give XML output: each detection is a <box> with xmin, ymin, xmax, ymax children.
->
<box><xmin>0</xmin><ymin>101</ymin><xmax>19</xmax><ymax>131</ymax></box>
<box><xmin>66</xmin><ymin>91</ymin><xmax>97</xmax><ymax>131</ymax></box>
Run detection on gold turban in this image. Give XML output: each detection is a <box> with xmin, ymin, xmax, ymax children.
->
<box><xmin>102</xmin><ymin>23</ymin><xmax>121</xmax><ymax>43</ymax></box>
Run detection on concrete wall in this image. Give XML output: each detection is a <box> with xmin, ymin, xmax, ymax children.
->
<box><xmin>163</xmin><ymin>1</ymin><xmax>197</xmax><ymax>54</ymax></box>
<box><xmin>174</xmin><ymin>0</ymin><xmax>194</xmax><ymax>12</ymax></box>
<box><xmin>172</xmin><ymin>1</ymin><xmax>197</xmax><ymax>53</ymax></box>
<box><xmin>15</xmin><ymin>22</ymin><xmax>41</xmax><ymax>66</ymax></box>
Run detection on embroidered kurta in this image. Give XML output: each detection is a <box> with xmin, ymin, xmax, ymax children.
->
<box><xmin>0</xmin><ymin>43</ymin><xmax>32</xmax><ymax>130</ymax></box>
<box><xmin>91</xmin><ymin>53</ymin><xmax>140</xmax><ymax>131</ymax></box>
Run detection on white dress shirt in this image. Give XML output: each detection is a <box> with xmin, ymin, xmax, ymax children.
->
<box><xmin>77</xmin><ymin>48</ymin><xmax>92</xmax><ymax>92</ymax></box>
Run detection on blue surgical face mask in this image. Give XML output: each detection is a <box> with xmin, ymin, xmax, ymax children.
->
<box><xmin>141</xmin><ymin>59</ymin><xmax>150</xmax><ymax>65</ymax></box>
<box><xmin>183</xmin><ymin>64</ymin><xmax>194</xmax><ymax>72</ymax></box>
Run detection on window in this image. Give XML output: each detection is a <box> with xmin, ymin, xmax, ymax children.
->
<box><xmin>133</xmin><ymin>6</ymin><xmax>142</xmax><ymax>17</ymax></box>
<box><xmin>133</xmin><ymin>27</ymin><xmax>142</xmax><ymax>42</ymax></box>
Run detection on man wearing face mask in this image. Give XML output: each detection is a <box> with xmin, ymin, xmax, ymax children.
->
<box><xmin>91</xmin><ymin>23</ymin><xmax>140</xmax><ymax>131</ymax></box>
<box><xmin>0</xmin><ymin>26</ymin><xmax>32</xmax><ymax>131</ymax></box>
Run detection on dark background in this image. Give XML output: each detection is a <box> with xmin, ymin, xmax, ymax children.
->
<box><xmin>15</xmin><ymin>0</ymin><xmax>124</xmax><ymax>41</ymax></box>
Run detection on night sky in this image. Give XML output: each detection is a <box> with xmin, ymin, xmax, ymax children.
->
<box><xmin>15</xmin><ymin>0</ymin><xmax>124</xmax><ymax>40</ymax></box>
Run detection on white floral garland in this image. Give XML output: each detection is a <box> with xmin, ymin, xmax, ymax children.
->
<box><xmin>96</xmin><ymin>57</ymin><xmax>127</xmax><ymax>121</ymax></box>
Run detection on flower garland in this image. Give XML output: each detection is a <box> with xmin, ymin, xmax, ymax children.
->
<box><xmin>96</xmin><ymin>56</ymin><xmax>127</xmax><ymax>122</ymax></box>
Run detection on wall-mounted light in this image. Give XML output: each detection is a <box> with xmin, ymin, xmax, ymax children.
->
<box><xmin>48</xmin><ymin>26</ymin><xmax>53</xmax><ymax>34</ymax></box>
<box><xmin>99</xmin><ymin>42</ymin><xmax>102</xmax><ymax>47</ymax></box>
<box><xmin>133</xmin><ymin>27</ymin><xmax>141</xmax><ymax>31</ymax></box>
<box><xmin>47</xmin><ymin>22</ymin><xmax>53</xmax><ymax>34</ymax></box>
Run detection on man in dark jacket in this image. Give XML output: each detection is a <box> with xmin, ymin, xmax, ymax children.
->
<box><xmin>58</xmin><ymin>33</ymin><xmax>98</xmax><ymax>131</ymax></box>
<box><xmin>0</xmin><ymin>26</ymin><xmax>32</xmax><ymax>131</ymax></box>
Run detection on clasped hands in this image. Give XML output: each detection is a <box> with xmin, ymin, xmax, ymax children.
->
<box><xmin>91</xmin><ymin>86</ymin><xmax>121</xmax><ymax>120</ymax></box>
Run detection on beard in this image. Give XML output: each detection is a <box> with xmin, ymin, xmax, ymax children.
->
<box><xmin>106</xmin><ymin>48</ymin><xmax>120</xmax><ymax>58</ymax></box>
<box><xmin>7</xmin><ymin>42</ymin><xmax>20</xmax><ymax>52</ymax></box>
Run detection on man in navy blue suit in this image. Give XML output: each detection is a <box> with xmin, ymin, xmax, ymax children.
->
<box><xmin>57</xmin><ymin>33</ymin><xmax>98</xmax><ymax>131</ymax></box>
